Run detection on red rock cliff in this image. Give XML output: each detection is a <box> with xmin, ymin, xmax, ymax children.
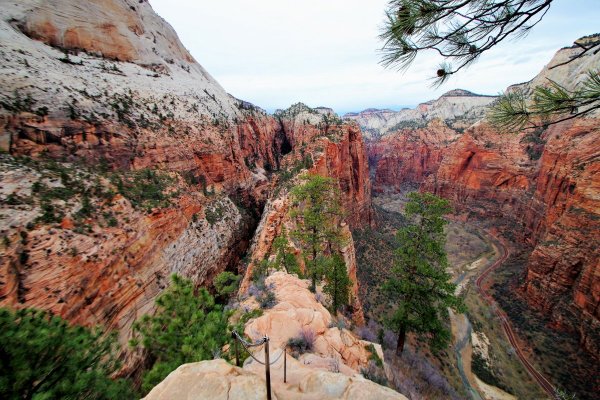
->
<box><xmin>238</xmin><ymin>107</ymin><xmax>373</xmax><ymax>324</ymax></box>
<box><xmin>0</xmin><ymin>0</ymin><xmax>373</xmax><ymax>360</ymax></box>
<box><xmin>360</xmin><ymin>45</ymin><xmax>600</xmax><ymax>357</ymax></box>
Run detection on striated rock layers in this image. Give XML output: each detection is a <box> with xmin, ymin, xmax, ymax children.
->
<box><xmin>0</xmin><ymin>0</ymin><xmax>275</xmax><ymax>352</ymax></box>
<box><xmin>0</xmin><ymin>0</ymin><xmax>372</xmax><ymax>364</ymax></box>
<box><xmin>367</xmin><ymin>120</ymin><xmax>460</xmax><ymax>193</ymax></box>
<box><xmin>425</xmin><ymin>118</ymin><xmax>600</xmax><ymax>357</ymax></box>
<box><xmin>275</xmin><ymin>103</ymin><xmax>372</xmax><ymax>227</ymax></box>
<box><xmin>355</xmin><ymin>43</ymin><xmax>600</xmax><ymax>357</ymax></box>
<box><xmin>238</xmin><ymin>110</ymin><xmax>372</xmax><ymax>323</ymax></box>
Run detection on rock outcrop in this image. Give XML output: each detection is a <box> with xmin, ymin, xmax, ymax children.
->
<box><xmin>355</xmin><ymin>42</ymin><xmax>600</xmax><ymax>357</ymax></box>
<box><xmin>239</xmin><ymin>184</ymin><xmax>366</xmax><ymax>324</ymax></box>
<box><xmin>238</xmin><ymin>112</ymin><xmax>371</xmax><ymax>323</ymax></box>
<box><xmin>244</xmin><ymin>272</ymin><xmax>372</xmax><ymax>369</ymax></box>
<box><xmin>143</xmin><ymin>359</ymin><xmax>406</xmax><ymax>400</ymax></box>
<box><xmin>0</xmin><ymin>158</ymin><xmax>257</xmax><ymax>351</ymax></box>
<box><xmin>0</xmin><ymin>0</ymin><xmax>277</xmax><ymax>352</ymax></box>
<box><xmin>143</xmin><ymin>271</ymin><xmax>400</xmax><ymax>399</ymax></box>
<box><xmin>143</xmin><ymin>266</ymin><xmax>398</xmax><ymax>398</ymax></box>
<box><xmin>7</xmin><ymin>0</ymin><xmax>195</xmax><ymax>66</ymax></box>
<box><xmin>275</xmin><ymin>103</ymin><xmax>373</xmax><ymax>227</ymax></box>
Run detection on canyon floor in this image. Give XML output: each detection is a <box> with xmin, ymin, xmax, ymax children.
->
<box><xmin>354</xmin><ymin>193</ymin><xmax>587</xmax><ymax>400</ymax></box>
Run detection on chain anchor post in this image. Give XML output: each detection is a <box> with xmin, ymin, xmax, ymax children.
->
<box><xmin>283</xmin><ymin>346</ymin><xmax>287</xmax><ymax>383</ymax></box>
<box><xmin>264</xmin><ymin>336</ymin><xmax>271</xmax><ymax>400</ymax></box>
<box><xmin>232</xmin><ymin>331</ymin><xmax>240</xmax><ymax>367</ymax></box>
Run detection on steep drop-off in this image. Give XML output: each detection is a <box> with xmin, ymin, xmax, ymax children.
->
<box><xmin>352</xmin><ymin>41</ymin><xmax>600</xmax><ymax>358</ymax></box>
<box><xmin>0</xmin><ymin>0</ymin><xmax>372</xmax><ymax>363</ymax></box>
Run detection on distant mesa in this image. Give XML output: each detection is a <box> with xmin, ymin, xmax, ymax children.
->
<box><xmin>439</xmin><ymin>88</ymin><xmax>495</xmax><ymax>98</ymax></box>
<box><xmin>342</xmin><ymin>108</ymin><xmax>395</xmax><ymax>119</ymax></box>
<box><xmin>344</xmin><ymin>89</ymin><xmax>493</xmax><ymax>118</ymax></box>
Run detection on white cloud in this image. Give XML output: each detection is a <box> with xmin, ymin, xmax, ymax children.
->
<box><xmin>150</xmin><ymin>0</ymin><xmax>600</xmax><ymax>113</ymax></box>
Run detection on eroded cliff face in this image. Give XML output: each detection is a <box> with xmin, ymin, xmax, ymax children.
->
<box><xmin>275</xmin><ymin>103</ymin><xmax>372</xmax><ymax>227</ymax></box>
<box><xmin>6</xmin><ymin>0</ymin><xmax>196</xmax><ymax>67</ymax></box>
<box><xmin>239</xmin><ymin>107</ymin><xmax>372</xmax><ymax>324</ymax></box>
<box><xmin>521</xmin><ymin>120</ymin><xmax>600</xmax><ymax>356</ymax></box>
<box><xmin>0</xmin><ymin>0</ymin><xmax>372</xmax><ymax>359</ymax></box>
<box><xmin>367</xmin><ymin>120</ymin><xmax>460</xmax><ymax>192</ymax></box>
<box><xmin>356</xmin><ymin>44</ymin><xmax>600</xmax><ymax>357</ymax></box>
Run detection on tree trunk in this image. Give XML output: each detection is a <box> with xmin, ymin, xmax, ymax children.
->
<box><xmin>333</xmin><ymin>270</ymin><xmax>338</xmax><ymax>316</ymax></box>
<box><xmin>311</xmin><ymin>228</ymin><xmax>317</xmax><ymax>292</ymax></box>
<box><xmin>396</xmin><ymin>324</ymin><xmax>406</xmax><ymax>357</ymax></box>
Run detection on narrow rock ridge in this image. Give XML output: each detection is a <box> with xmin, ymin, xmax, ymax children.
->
<box><xmin>147</xmin><ymin>267</ymin><xmax>400</xmax><ymax>399</ymax></box>
<box><xmin>238</xmin><ymin>111</ymin><xmax>372</xmax><ymax>324</ymax></box>
<box><xmin>0</xmin><ymin>0</ymin><xmax>375</xmax><ymax>386</ymax></box>
<box><xmin>244</xmin><ymin>272</ymin><xmax>373</xmax><ymax>372</ymax></box>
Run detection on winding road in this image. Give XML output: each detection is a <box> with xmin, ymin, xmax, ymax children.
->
<box><xmin>475</xmin><ymin>233</ymin><xmax>556</xmax><ymax>399</ymax></box>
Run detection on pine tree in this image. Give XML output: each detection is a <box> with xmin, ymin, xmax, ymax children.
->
<box><xmin>272</xmin><ymin>226</ymin><xmax>301</xmax><ymax>275</ymax></box>
<box><xmin>0</xmin><ymin>307</ymin><xmax>133</xmax><ymax>399</ymax></box>
<box><xmin>380</xmin><ymin>0</ymin><xmax>557</xmax><ymax>84</ymax></box>
<box><xmin>213</xmin><ymin>271</ymin><xmax>241</xmax><ymax>302</ymax></box>
<box><xmin>290</xmin><ymin>174</ymin><xmax>345</xmax><ymax>290</ymax></box>
<box><xmin>130</xmin><ymin>274</ymin><xmax>231</xmax><ymax>394</ymax></box>
<box><xmin>489</xmin><ymin>69</ymin><xmax>600</xmax><ymax>131</ymax></box>
<box><xmin>323</xmin><ymin>253</ymin><xmax>352</xmax><ymax>315</ymax></box>
<box><xmin>383</xmin><ymin>192</ymin><xmax>464</xmax><ymax>356</ymax></box>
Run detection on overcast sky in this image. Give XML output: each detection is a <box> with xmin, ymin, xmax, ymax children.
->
<box><xmin>149</xmin><ymin>0</ymin><xmax>600</xmax><ymax>114</ymax></box>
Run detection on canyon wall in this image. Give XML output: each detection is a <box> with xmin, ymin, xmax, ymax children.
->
<box><xmin>352</xmin><ymin>42</ymin><xmax>600</xmax><ymax>357</ymax></box>
<box><xmin>238</xmin><ymin>105</ymin><xmax>372</xmax><ymax>323</ymax></box>
<box><xmin>0</xmin><ymin>0</ymin><xmax>372</xmax><ymax>359</ymax></box>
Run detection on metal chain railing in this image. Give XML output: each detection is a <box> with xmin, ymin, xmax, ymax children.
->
<box><xmin>232</xmin><ymin>331</ymin><xmax>289</xmax><ymax>400</ymax></box>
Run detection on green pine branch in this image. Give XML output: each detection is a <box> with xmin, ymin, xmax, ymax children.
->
<box><xmin>380</xmin><ymin>0</ymin><xmax>555</xmax><ymax>86</ymax></box>
<box><xmin>489</xmin><ymin>70</ymin><xmax>600</xmax><ymax>131</ymax></box>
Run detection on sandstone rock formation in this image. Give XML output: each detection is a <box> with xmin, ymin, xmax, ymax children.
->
<box><xmin>239</xmin><ymin>163</ymin><xmax>367</xmax><ymax>324</ymax></box>
<box><xmin>355</xmin><ymin>42</ymin><xmax>600</xmax><ymax>357</ymax></box>
<box><xmin>0</xmin><ymin>159</ymin><xmax>255</xmax><ymax>348</ymax></box>
<box><xmin>7</xmin><ymin>0</ymin><xmax>195</xmax><ymax>67</ymax></box>
<box><xmin>0</xmin><ymin>0</ymin><xmax>371</xmax><ymax>360</ymax></box>
<box><xmin>0</xmin><ymin>0</ymin><xmax>276</xmax><ymax>354</ymax></box>
<box><xmin>143</xmin><ymin>359</ymin><xmax>406</xmax><ymax>400</ymax></box>
<box><xmin>275</xmin><ymin>103</ymin><xmax>373</xmax><ymax>227</ymax></box>
<box><xmin>367</xmin><ymin>120</ymin><xmax>460</xmax><ymax>192</ymax></box>
<box><xmin>144</xmin><ymin>272</ymin><xmax>397</xmax><ymax>398</ymax></box>
<box><xmin>143</xmin><ymin>265</ymin><xmax>400</xmax><ymax>399</ymax></box>
<box><xmin>244</xmin><ymin>272</ymin><xmax>374</xmax><ymax>369</ymax></box>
